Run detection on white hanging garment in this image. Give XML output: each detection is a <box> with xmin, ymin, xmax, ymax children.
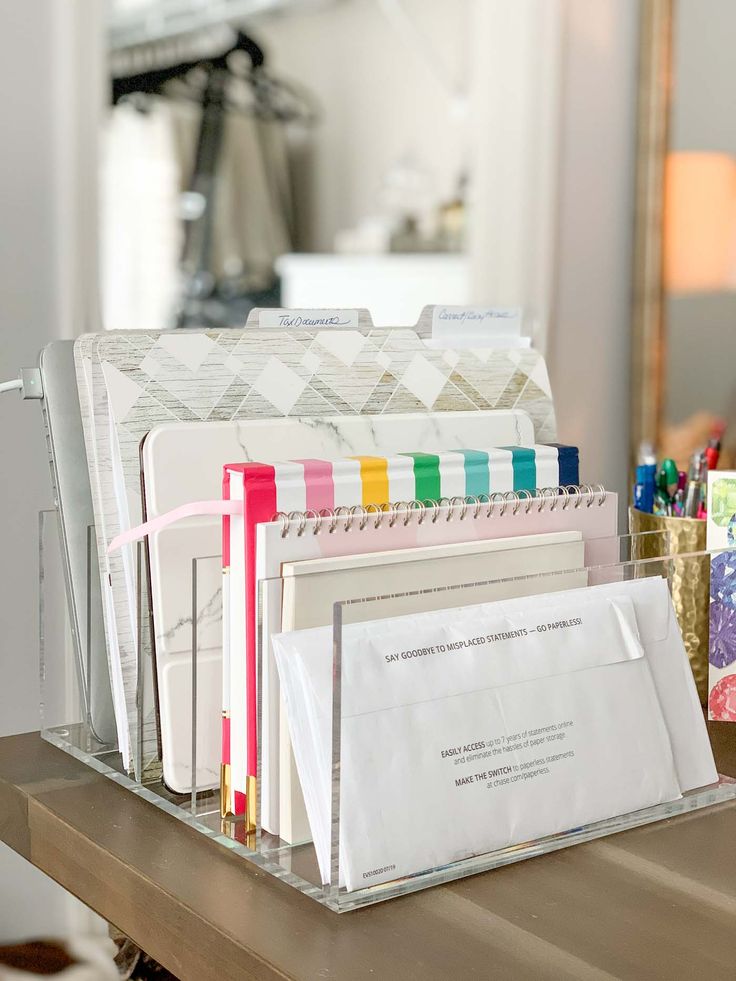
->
<box><xmin>100</xmin><ymin>101</ymin><xmax>181</xmax><ymax>331</ymax></box>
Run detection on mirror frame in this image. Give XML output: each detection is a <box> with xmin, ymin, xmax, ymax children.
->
<box><xmin>630</xmin><ymin>0</ymin><xmax>674</xmax><ymax>469</ymax></box>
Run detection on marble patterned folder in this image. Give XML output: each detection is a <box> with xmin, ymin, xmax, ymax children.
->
<box><xmin>142</xmin><ymin>411</ymin><xmax>538</xmax><ymax>794</ymax></box>
<box><xmin>74</xmin><ymin>309</ymin><xmax>557</xmax><ymax>771</ymax></box>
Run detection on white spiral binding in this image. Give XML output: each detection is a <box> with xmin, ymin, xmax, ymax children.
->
<box><xmin>276</xmin><ymin>484</ymin><xmax>607</xmax><ymax>538</ymax></box>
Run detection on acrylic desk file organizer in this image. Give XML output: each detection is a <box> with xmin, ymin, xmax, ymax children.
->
<box><xmin>39</xmin><ymin>509</ymin><xmax>736</xmax><ymax>912</ymax></box>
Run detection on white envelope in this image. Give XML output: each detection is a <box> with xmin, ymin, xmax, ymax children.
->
<box><xmin>273</xmin><ymin>578</ymin><xmax>713</xmax><ymax>890</ymax></box>
<box><xmin>515</xmin><ymin>577</ymin><xmax>717</xmax><ymax>795</ymax></box>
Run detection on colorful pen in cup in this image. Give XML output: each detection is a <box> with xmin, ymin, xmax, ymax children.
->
<box><xmin>652</xmin><ymin>458</ymin><xmax>678</xmax><ymax>516</ymax></box>
<box><xmin>634</xmin><ymin>422</ymin><xmax>726</xmax><ymax>518</ymax></box>
<box><xmin>684</xmin><ymin>451</ymin><xmax>707</xmax><ymax>518</ymax></box>
<box><xmin>673</xmin><ymin>471</ymin><xmax>687</xmax><ymax>516</ymax></box>
<box><xmin>634</xmin><ymin>463</ymin><xmax>656</xmax><ymax>513</ymax></box>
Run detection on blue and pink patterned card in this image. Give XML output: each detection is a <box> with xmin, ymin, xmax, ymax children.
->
<box><xmin>707</xmin><ymin>472</ymin><xmax>736</xmax><ymax>720</ymax></box>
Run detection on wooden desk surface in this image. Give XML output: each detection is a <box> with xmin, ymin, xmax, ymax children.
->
<box><xmin>2</xmin><ymin>728</ymin><xmax>736</xmax><ymax>981</ymax></box>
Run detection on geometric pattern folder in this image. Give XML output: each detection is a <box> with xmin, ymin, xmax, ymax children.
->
<box><xmin>75</xmin><ymin>314</ymin><xmax>557</xmax><ymax>770</ymax></box>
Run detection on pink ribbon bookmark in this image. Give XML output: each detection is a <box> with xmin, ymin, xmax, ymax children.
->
<box><xmin>107</xmin><ymin>500</ymin><xmax>243</xmax><ymax>553</ymax></box>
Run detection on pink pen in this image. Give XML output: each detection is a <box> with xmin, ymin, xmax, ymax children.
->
<box><xmin>672</xmin><ymin>471</ymin><xmax>687</xmax><ymax>516</ymax></box>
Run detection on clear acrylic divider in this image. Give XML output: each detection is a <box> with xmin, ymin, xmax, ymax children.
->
<box><xmin>40</xmin><ymin>516</ymin><xmax>224</xmax><ymax>828</ymax></box>
<box><xmin>40</xmin><ymin>513</ymin><xmax>121</xmax><ymax>767</ymax></box>
<box><xmin>250</xmin><ymin>529</ymin><xmax>686</xmax><ymax>907</ymax></box>
<box><xmin>134</xmin><ymin>539</ymin><xmax>160</xmax><ymax>782</ymax></box>
<box><xmin>130</xmin><ymin>550</ymin><xmax>225</xmax><ymax>824</ymax></box>
<box><xmin>186</xmin><ymin>553</ymin><xmax>224</xmax><ymax>820</ymax></box>
<box><xmin>327</xmin><ymin>547</ymin><xmax>736</xmax><ymax>910</ymax></box>
<box><xmin>40</xmin><ymin>503</ymin><xmax>736</xmax><ymax>912</ymax></box>
<box><xmin>38</xmin><ymin>509</ymin><xmax>83</xmax><ymax>736</ymax></box>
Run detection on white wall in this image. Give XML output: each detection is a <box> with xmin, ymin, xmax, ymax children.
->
<box><xmin>548</xmin><ymin>0</ymin><xmax>639</xmax><ymax>503</ymax></box>
<box><xmin>261</xmin><ymin>0</ymin><xmax>640</xmax><ymax>502</ymax></box>
<box><xmin>0</xmin><ymin>1</ymin><xmax>104</xmax><ymax>942</ymax></box>
<box><xmin>257</xmin><ymin>0</ymin><xmax>472</xmax><ymax>251</ymax></box>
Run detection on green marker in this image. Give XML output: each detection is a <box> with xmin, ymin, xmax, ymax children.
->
<box><xmin>658</xmin><ymin>458</ymin><xmax>679</xmax><ymax>499</ymax></box>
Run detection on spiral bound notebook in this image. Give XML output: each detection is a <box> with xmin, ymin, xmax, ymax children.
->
<box><xmin>247</xmin><ymin>483</ymin><xmax>618</xmax><ymax>836</ymax></box>
<box><xmin>221</xmin><ymin>451</ymin><xmax>617</xmax><ymax>829</ymax></box>
<box><xmin>221</xmin><ymin>445</ymin><xmax>581</xmax><ymax>821</ymax></box>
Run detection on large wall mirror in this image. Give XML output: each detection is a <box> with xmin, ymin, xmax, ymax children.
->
<box><xmin>633</xmin><ymin>0</ymin><xmax>736</xmax><ymax>472</ymax></box>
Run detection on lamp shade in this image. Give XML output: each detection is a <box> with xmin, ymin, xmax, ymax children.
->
<box><xmin>664</xmin><ymin>151</ymin><xmax>736</xmax><ymax>292</ymax></box>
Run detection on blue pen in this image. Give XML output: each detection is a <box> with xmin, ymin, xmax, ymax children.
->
<box><xmin>634</xmin><ymin>480</ymin><xmax>646</xmax><ymax>510</ymax></box>
<box><xmin>634</xmin><ymin>463</ymin><xmax>656</xmax><ymax>513</ymax></box>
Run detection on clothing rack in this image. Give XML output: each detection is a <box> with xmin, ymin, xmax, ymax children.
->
<box><xmin>112</xmin><ymin>30</ymin><xmax>264</xmax><ymax>104</ymax></box>
<box><xmin>105</xmin><ymin>9</ymin><xmax>320</xmax><ymax>330</ymax></box>
<box><xmin>108</xmin><ymin>0</ymin><xmax>337</xmax><ymax>52</ymax></box>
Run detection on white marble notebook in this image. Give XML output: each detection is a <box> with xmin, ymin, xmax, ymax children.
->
<box><xmin>143</xmin><ymin>411</ymin><xmax>535</xmax><ymax>794</ymax></box>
